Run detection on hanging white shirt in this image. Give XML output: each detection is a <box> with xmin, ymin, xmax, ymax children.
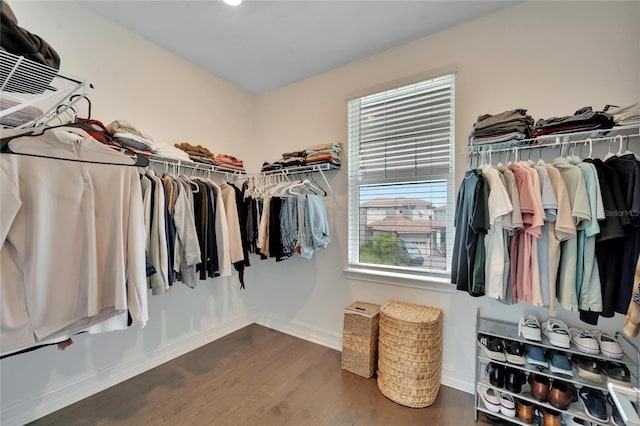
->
<box><xmin>0</xmin><ymin>127</ymin><xmax>148</xmax><ymax>354</ymax></box>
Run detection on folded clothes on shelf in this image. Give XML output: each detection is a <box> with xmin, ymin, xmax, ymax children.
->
<box><xmin>532</xmin><ymin>106</ymin><xmax>613</xmax><ymax>137</ymax></box>
<box><xmin>471</xmin><ymin>109</ymin><xmax>534</xmax><ymax>139</ymax></box>
<box><xmin>607</xmin><ymin>103</ymin><xmax>640</xmax><ymax>126</ymax></box>
<box><xmin>469</xmin><ymin>109</ymin><xmax>534</xmax><ymax>147</ymax></box>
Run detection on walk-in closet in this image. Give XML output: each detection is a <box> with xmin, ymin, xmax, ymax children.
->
<box><xmin>1</xmin><ymin>1</ymin><xmax>639</xmax><ymax>425</ymax></box>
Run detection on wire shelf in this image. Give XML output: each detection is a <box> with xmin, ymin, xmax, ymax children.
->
<box><xmin>260</xmin><ymin>162</ymin><xmax>340</xmax><ymax>176</ymax></box>
<box><xmin>0</xmin><ymin>51</ymin><xmax>89</xmax><ymax>129</ymax></box>
<box><xmin>468</xmin><ymin>124</ymin><xmax>640</xmax><ymax>155</ymax></box>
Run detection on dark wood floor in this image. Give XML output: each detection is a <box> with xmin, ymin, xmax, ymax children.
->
<box><xmin>29</xmin><ymin>324</ymin><xmax>493</xmax><ymax>426</ymax></box>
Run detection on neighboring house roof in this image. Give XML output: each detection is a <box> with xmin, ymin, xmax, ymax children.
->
<box><xmin>361</xmin><ymin>197</ymin><xmax>433</xmax><ymax>208</ymax></box>
<box><xmin>368</xmin><ymin>217</ymin><xmax>447</xmax><ymax>235</ymax></box>
<box><xmin>434</xmin><ymin>205</ymin><xmax>447</xmax><ymax>211</ymax></box>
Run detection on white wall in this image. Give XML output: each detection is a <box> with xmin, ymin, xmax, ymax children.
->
<box><xmin>2</xmin><ymin>1</ymin><xmax>640</xmax><ymax>424</ymax></box>
<box><xmin>0</xmin><ymin>3</ymin><xmax>256</xmax><ymax>425</ymax></box>
<box><xmin>249</xmin><ymin>0</ymin><xmax>640</xmax><ymax>393</ymax></box>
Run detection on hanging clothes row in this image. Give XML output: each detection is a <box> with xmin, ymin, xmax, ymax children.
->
<box><xmin>0</xmin><ymin>126</ymin><xmax>149</xmax><ymax>356</ymax></box>
<box><xmin>244</xmin><ymin>174</ymin><xmax>331</xmax><ymax>262</ymax></box>
<box><xmin>141</xmin><ymin>164</ymin><xmax>250</xmax><ymax>291</ymax></box>
<box><xmin>452</xmin><ymin>133</ymin><xmax>640</xmax><ymax>329</ymax></box>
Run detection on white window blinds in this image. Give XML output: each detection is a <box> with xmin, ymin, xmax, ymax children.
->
<box><xmin>347</xmin><ymin>73</ymin><xmax>454</xmax><ymax>276</ymax></box>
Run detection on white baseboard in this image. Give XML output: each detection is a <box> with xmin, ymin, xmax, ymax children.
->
<box><xmin>253</xmin><ymin>313</ymin><xmax>475</xmax><ymax>394</ymax></box>
<box><xmin>1</xmin><ymin>314</ymin><xmax>252</xmax><ymax>426</ymax></box>
<box><xmin>441</xmin><ymin>365</ymin><xmax>474</xmax><ymax>394</ymax></box>
<box><xmin>253</xmin><ymin>312</ymin><xmax>343</xmax><ymax>351</ymax></box>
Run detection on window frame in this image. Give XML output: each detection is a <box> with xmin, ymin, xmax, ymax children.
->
<box><xmin>345</xmin><ymin>69</ymin><xmax>456</xmax><ymax>288</ymax></box>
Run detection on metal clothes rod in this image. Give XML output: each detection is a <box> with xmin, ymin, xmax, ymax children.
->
<box><xmin>146</xmin><ymin>156</ymin><xmax>246</xmax><ymax>176</ymax></box>
<box><xmin>467</xmin><ymin>125</ymin><xmax>640</xmax><ymax>156</ymax></box>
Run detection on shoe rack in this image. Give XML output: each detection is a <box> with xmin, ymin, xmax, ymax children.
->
<box><xmin>473</xmin><ymin>309</ymin><xmax>639</xmax><ymax>425</ymax></box>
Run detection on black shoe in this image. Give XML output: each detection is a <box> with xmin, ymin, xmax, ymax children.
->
<box><xmin>505</xmin><ymin>368</ymin><xmax>526</xmax><ymax>393</ymax></box>
<box><xmin>578</xmin><ymin>386</ymin><xmax>609</xmax><ymax>423</ymax></box>
<box><xmin>504</xmin><ymin>340</ymin><xmax>525</xmax><ymax>365</ymax></box>
<box><xmin>486</xmin><ymin>362</ymin><xmax>505</xmax><ymax>388</ymax></box>
<box><xmin>479</xmin><ymin>334</ymin><xmax>507</xmax><ymax>362</ymax></box>
<box><xmin>602</xmin><ymin>361</ymin><xmax>632</xmax><ymax>387</ymax></box>
<box><xmin>571</xmin><ymin>354</ymin><xmax>603</xmax><ymax>383</ymax></box>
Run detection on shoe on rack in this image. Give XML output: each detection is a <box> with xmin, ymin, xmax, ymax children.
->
<box><xmin>525</xmin><ymin>344</ymin><xmax>548</xmax><ymax>368</ymax></box>
<box><xmin>486</xmin><ymin>362</ymin><xmax>505</xmax><ymax>388</ymax></box>
<box><xmin>548</xmin><ymin>380</ymin><xmax>578</xmax><ymax>410</ymax></box>
<box><xmin>478</xmin><ymin>384</ymin><xmax>501</xmax><ymax>413</ymax></box>
<box><xmin>569</xmin><ymin>327</ymin><xmax>599</xmax><ymax>355</ymax></box>
<box><xmin>540</xmin><ymin>407</ymin><xmax>562</xmax><ymax>426</ymax></box>
<box><xmin>478</xmin><ymin>334</ymin><xmax>507</xmax><ymax>362</ymax></box>
<box><xmin>591</xmin><ymin>329</ymin><xmax>623</xmax><ymax>359</ymax></box>
<box><xmin>541</xmin><ymin>318</ymin><xmax>571</xmax><ymax>349</ymax></box>
<box><xmin>547</xmin><ymin>349</ymin><xmax>573</xmax><ymax>376</ymax></box>
<box><xmin>499</xmin><ymin>392</ymin><xmax>516</xmax><ymax>417</ymax></box>
<box><xmin>519</xmin><ymin>314</ymin><xmax>542</xmax><ymax>341</ymax></box>
<box><xmin>504</xmin><ymin>339</ymin><xmax>525</xmax><ymax>365</ymax></box>
<box><xmin>578</xmin><ymin>386</ymin><xmax>609</xmax><ymax>423</ymax></box>
<box><xmin>608</xmin><ymin>392</ymin><xmax>626</xmax><ymax>426</ymax></box>
<box><xmin>602</xmin><ymin>361</ymin><xmax>632</xmax><ymax>388</ymax></box>
<box><xmin>516</xmin><ymin>398</ymin><xmax>534</xmax><ymax>424</ymax></box>
<box><xmin>571</xmin><ymin>354</ymin><xmax>603</xmax><ymax>384</ymax></box>
<box><xmin>529</xmin><ymin>373</ymin><xmax>550</xmax><ymax>402</ymax></box>
<box><xmin>504</xmin><ymin>368</ymin><xmax>526</xmax><ymax>393</ymax></box>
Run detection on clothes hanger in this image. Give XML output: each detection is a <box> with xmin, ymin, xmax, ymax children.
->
<box><xmin>604</xmin><ymin>135</ymin><xmax>622</xmax><ymax>160</ymax></box>
<box><xmin>584</xmin><ymin>138</ymin><xmax>593</xmax><ymax>159</ymax></box>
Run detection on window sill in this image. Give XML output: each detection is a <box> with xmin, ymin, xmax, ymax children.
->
<box><xmin>344</xmin><ymin>266</ymin><xmax>456</xmax><ymax>293</ymax></box>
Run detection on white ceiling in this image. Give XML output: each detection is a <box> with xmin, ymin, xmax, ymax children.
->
<box><xmin>82</xmin><ymin>1</ymin><xmax>519</xmax><ymax>94</ymax></box>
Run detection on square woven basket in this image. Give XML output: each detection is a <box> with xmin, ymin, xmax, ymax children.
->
<box><xmin>341</xmin><ymin>301</ymin><xmax>381</xmax><ymax>378</ymax></box>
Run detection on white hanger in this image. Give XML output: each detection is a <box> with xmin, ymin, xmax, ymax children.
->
<box><xmin>604</xmin><ymin>135</ymin><xmax>623</xmax><ymax>160</ymax></box>
<box><xmin>584</xmin><ymin>138</ymin><xmax>593</xmax><ymax>159</ymax></box>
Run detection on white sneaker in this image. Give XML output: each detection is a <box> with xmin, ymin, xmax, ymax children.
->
<box><xmin>478</xmin><ymin>384</ymin><xmax>500</xmax><ymax>413</ymax></box>
<box><xmin>592</xmin><ymin>330</ymin><xmax>623</xmax><ymax>359</ymax></box>
<box><xmin>541</xmin><ymin>318</ymin><xmax>571</xmax><ymax>349</ymax></box>
<box><xmin>499</xmin><ymin>392</ymin><xmax>516</xmax><ymax>417</ymax></box>
<box><xmin>569</xmin><ymin>327</ymin><xmax>599</xmax><ymax>354</ymax></box>
<box><xmin>518</xmin><ymin>314</ymin><xmax>542</xmax><ymax>341</ymax></box>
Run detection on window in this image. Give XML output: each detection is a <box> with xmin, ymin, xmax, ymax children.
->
<box><xmin>347</xmin><ymin>73</ymin><xmax>455</xmax><ymax>281</ymax></box>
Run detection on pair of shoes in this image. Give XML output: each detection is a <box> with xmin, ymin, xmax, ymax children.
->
<box><xmin>548</xmin><ymin>379</ymin><xmax>578</xmax><ymax>410</ymax></box>
<box><xmin>525</xmin><ymin>344</ymin><xmax>548</xmax><ymax>368</ymax></box>
<box><xmin>529</xmin><ymin>373</ymin><xmax>550</xmax><ymax>402</ymax></box>
<box><xmin>571</xmin><ymin>354</ymin><xmax>603</xmax><ymax>384</ymax></box>
<box><xmin>541</xmin><ymin>318</ymin><xmax>571</xmax><ymax>348</ymax></box>
<box><xmin>478</xmin><ymin>384</ymin><xmax>515</xmax><ymax>417</ymax></box>
<box><xmin>478</xmin><ymin>334</ymin><xmax>525</xmax><ymax>365</ymax></box>
<box><xmin>486</xmin><ymin>363</ymin><xmax>526</xmax><ymax>393</ymax></box>
<box><xmin>546</xmin><ymin>349</ymin><xmax>573</xmax><ymax>376</ymax></box>
<box><xmin>578</xmin><ymin>386</ymin><xmax>609</xmax><ymax>423</ymax></box>
<box><xmin>569</xmin><ymin>327</ymin><xmax>623</xmax><ymax>359</ymax></box>
<box><xmin>519</xmin><ymin>314</ymin><xmax>542</xmax><ymax>341</ymax></box>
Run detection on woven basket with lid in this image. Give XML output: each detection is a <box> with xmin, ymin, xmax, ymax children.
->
<box><xmin>341</xmin><ymin>301</ymin><xmax>381</xmax><ymax>378</ymax></box>
<box><xmin>377</xmin><ymin>300</ymin><xmax>443</xmax><ymax>408</ymax></box>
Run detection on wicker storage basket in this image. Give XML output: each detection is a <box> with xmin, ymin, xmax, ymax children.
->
<box><xmin>377</xmin><ymin>300</ymin><xmax>443</xmax><ymax>408</ymax></box>
<box><xmin>341</xmin><ymin>301</ymin><xmax>381</xmax><ymax>378</ymax></box>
